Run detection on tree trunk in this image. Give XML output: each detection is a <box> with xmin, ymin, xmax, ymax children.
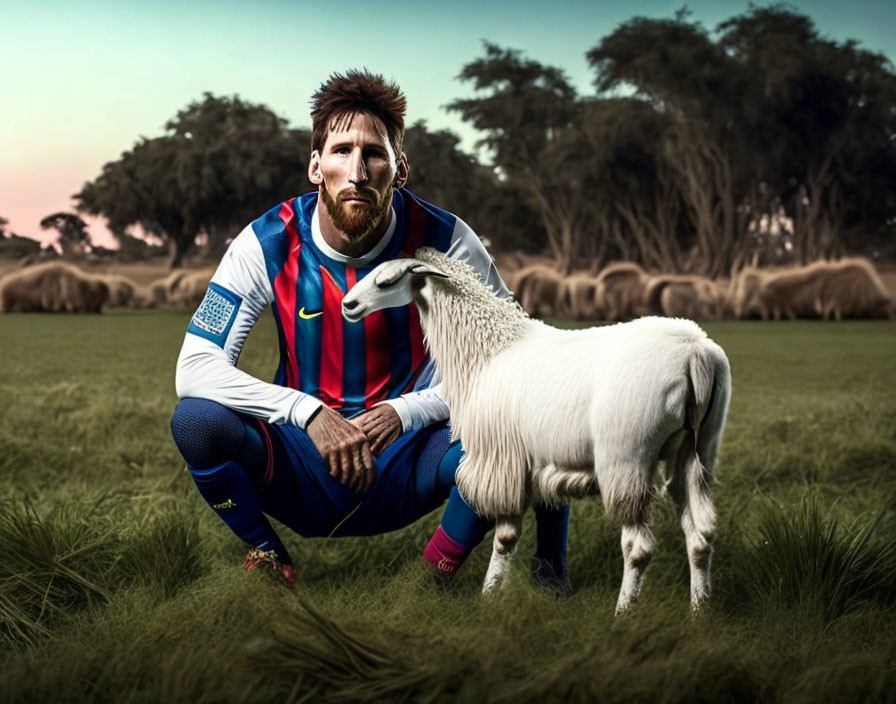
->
<box><xmin>169</xmin><ymin>229</ymin><xmax>196</xmax><ymax>269</ymax></box>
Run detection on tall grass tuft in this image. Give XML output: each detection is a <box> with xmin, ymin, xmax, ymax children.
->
<box><xmin>0</xmin><ymin>499</ymin><xmax>116</xmax><ymax>647</ymax></box>
<box><xmin>742</xmin><ymin>499</ymin><xmax>896</xmax><ymax>618</ymax></box>
<box><xmin>117</xmin><ymin>509</ymin><xmax>205</xmax><ymax>599</ymax></box>
<box><xmin>252</xmin><ymin>595</ymin><xmax>455</xmax><ymax>703</ymax></box>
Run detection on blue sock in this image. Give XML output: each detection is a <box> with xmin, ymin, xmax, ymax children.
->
<box><xmin>440</xmin><ymin>486</ymin><xmax>492</xmax><ymax>547</ymax></box>
<box><xmin>433</xmin><ymin>440</ymin><xmax>492</xmax><ymax>547</ymax></box>
<box><xmin>417</xmin><ymin>435</ymin><xmax>493</xmax><ymax>575</ymax></box>
<box><xmin>173</xmin><ymin>398</ymin><xmax>291</xmax><ymax>564</ymax></box>
<box><xmin>188</xmin><ymin>461</ymin><xmax>292</xmax><ymax>565</ymax></box>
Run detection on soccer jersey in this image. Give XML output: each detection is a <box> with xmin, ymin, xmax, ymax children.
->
<box><xmin>175</xmin><ymin>188</ymin><xmax>509</xmax><ymax>431</ymax></box>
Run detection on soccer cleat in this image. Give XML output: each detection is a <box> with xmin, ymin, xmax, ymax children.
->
<box><xmin>530</xmin><ymin>556</ymin><xmax>573</xmax><ymax>599</ymax></box>
<box><xmin>244</xmin><ymin>547</ymin><xmax>296</xmax><ymax>584</ymax></box>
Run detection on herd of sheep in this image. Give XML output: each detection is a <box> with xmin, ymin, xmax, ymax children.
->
<box><xmin>0</xmin><ymin>262</ymin><xmax>214</xmax><ymax>313</ymax></box>
<box><xmin>504</xmin><ymin>257</ymin><xmax>894</xmax><ymax>321</ymax></box>
<box><xmin>0</xmin><ymin>256</ymin><xmax>892</xmax><ymax>320</ymax></box>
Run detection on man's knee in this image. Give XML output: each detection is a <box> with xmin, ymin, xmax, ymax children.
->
<box><xmin>170</xmin><ymin>398</ymin><xmax>246</xmax><ymax>468</ymax></box>
<box><xmin>414</xmin><ymin>427</ymin><xmax>461</xmax><ymax>503</ymax></box>
<box><xmin>437</xmin><ymin>442</ymin><xmax>463</xmax><ymax>488</ymax></box>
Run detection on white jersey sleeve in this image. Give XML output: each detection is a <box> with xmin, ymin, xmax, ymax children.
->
<box><xmin>377</xmin><ymin>216</ymin><xmax>510</xmax><ymax>431</ymax></box>
<box><xmin>174</xmin><ymin>225</ymin><xmax>323</xmax><ymax>428</ymax></box>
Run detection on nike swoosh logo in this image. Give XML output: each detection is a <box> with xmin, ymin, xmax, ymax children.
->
<box><xmin>298</xmin><ymin>307</ymin><xmax>322</xmax><ymax>319</ymax></box>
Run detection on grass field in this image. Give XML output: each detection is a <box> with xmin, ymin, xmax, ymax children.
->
<box><xmin>1</xmin><ymin>312</ymin><xmax>895</xmax><ymax>703</ymax></box>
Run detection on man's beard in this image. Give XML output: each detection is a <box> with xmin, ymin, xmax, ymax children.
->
<box><xmin>322</xmin><ymin>184</ymin><xmax>393</xmax><ymax>242</ymax></box>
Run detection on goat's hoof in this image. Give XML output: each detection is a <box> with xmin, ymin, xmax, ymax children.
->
<box><xmin>690</xmin><ymin>597</ymin><xmax>711</xmax><ymax>615</ymax></box>
<box><xmin>614</xmin><ymin>598</ymin><xmax>636</xmax><ymax>616</ymax></box>
<box><xmin>481</xmin><ymin>580</ymin><xmax>504</xmax><ymax>597</ymax></box>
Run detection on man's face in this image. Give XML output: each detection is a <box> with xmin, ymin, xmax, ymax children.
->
<box><xmin>309</xmin><ymin>112</ymin><xmax>408</xmax><ymax>241</ymax></box>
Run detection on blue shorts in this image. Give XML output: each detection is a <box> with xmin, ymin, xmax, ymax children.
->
<box><xmin>255</xmin><ymin>420</ymin><xmax>454</xmax><ymax>538</ymax></box>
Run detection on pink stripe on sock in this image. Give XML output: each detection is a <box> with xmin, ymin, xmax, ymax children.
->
<box><xmin>423</xmin><ymin>525</ymin><xmax>470</xmax><ymax>576</ymax></box>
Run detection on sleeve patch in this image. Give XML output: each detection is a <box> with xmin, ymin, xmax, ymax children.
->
<box><xmin>187</xmin><ymin>282</ymin><xmax>243</xmax><ymax>347</ymax></box>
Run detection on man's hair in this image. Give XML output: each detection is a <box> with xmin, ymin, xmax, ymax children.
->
<box><xmin>310</xmin><ymin>69</ymin><xmax>407</xmax><ymax>156</ymax></box>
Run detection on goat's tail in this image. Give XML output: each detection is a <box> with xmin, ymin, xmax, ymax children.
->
<box><xmin>670</xmin><ymin>340</ymin><xmax>731</xmax><ymax>539</ymax></box>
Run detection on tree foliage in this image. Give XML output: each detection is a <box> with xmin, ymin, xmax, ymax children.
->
<box><xmin>0</xmin><ymin>217</ymin><xmax>43</xmax><ymax>259</ymax></box>
<box><xmin>76</xmin><ymin>94</ymin><xmax>312</xmax><ymax>267</ymax></box>
<box><xmin>403</xmin><ymin>121</ymin><xmax>546</xmax><ymax>253</ymax></box>
<box><xmin>70</xmin><ymin>9</ymin><xmax>896</xmax><ymax>274</ymax></box>
<box><xmin>449</xmin><ymin>43</ymin><xmax>594</xmax><ymax>272</ymax></box>
<box><xmin>587</xmin><ymin>5</ymin><xmax>896</xmax><ymax>272</ymax></box>
<box><xmin>39</xmin><ymin>212</ymin><xmax>91</xmax><ymax>256</ymax></box>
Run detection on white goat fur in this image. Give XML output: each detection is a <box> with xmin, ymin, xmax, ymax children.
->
<box><xmin>342</xmin><ymin>247</ymin><xmax>732</xmax><ymax>612</ymax></box>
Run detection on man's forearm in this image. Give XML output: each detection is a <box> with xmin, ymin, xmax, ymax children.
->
<box><xmin>176</xmin><ymin>334</ymin><xmax>323</xmax><ymax>428</ymax></box>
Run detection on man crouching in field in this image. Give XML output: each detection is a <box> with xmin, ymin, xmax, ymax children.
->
<box><xmin>170</xmin><ymin>70</ymin><xmax>570</xmax><ymax>592</ymax></box>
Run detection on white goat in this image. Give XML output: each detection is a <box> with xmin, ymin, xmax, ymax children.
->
<box><xmin>342</xmin><ymin>248</ymin><xmax>732</xmax><ymax>613</ymax></box>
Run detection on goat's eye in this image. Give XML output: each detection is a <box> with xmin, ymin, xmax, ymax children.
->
<box><xmin>374</xmin><ymin>270</ymin><xmax>406</xmax><ymax>288</ymax></box>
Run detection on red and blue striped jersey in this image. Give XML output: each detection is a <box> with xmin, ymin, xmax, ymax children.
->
<box><xmin>176</xmin><ymin>188</ymin><xmax>508</xmax><ymax>430</ymax></box>
<box><xmin>259</xmin><ymin>188</ymin><xmax>454</xmax><ymax>415</ymax></box>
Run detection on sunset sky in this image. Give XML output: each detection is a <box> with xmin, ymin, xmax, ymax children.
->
<box><xmin>2</xmin><ymin>0</ymin><xmax>894</xmax><ymax>248</ymax></box>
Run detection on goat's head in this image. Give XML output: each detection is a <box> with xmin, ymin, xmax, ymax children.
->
<box><xmin>342</xmin><ymin>257</ymin><xmax>448</xmax><ymax>322</ymax></box>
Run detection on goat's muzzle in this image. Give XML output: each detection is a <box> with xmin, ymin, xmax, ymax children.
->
<box><xmin>341</xmin><ymin>298</ymin><xmax>363</xmax><ymax>322</ymax></box>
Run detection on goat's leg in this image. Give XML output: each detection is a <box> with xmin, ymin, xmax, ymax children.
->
<box><xmin>669</xmin><ymin>431</ymin><xmax>717</xmax><ymax>612</ymax></box>
<box><xmin>482</xmin><ymin>516</ymin><xmax>522</xmax><ymax>594</ymax></box>
<box><xmin>614</xmin><ymin>522</ymin><xmax>655</xmax><ymax>614</ymax></box>
<box><xmin>595</xmin><ymin>449</ymin><xmax>655</xmax><ymax>614</ymax></box>
<box><xmin>684</xmin><ymin>523</ymin><xmax>713</xmax><ymax>611</ymax></box>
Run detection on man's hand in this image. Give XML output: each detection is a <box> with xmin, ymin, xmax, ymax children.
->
<box><xmin>351</xmin><ymin>404</ymin><xmax>403</xmax><ymax>456</ymax></box>
<box><xmin>306</xmin><ymin>405</ymin><xmax>376</xmax><ymax>492</ymax></box>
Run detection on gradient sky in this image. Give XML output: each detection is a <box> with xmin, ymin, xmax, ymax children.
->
<box><xmin>2</xmin><ymin>0</ymin><xmax>894</xmax><ymax>248</ymax></box>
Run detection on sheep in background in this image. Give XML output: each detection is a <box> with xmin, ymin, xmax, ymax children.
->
<box><xmin>146</xmin><ymin>270</ymin><xmax>190</xmax><ymax>307</ymax></box>
<box><xmin>168</xmin><ymin>268</ymin><xmax>216</xmax><ymax>309</ymax></box>
<box><xmin>102</xmin><ymin>273</ymin><xmax>146</xmax><ymax>308</ymax></box>
<box><xmin>511</xmin><ymin>264</ymin><xmax>563</xmax><ymax>318</ymax></box>
<box><xmin>342</xmin><ymin>248</ymin><xmax>731</xmax><ymax>613</ymax></box>
<box><xmin>0</xmin><ymin>262</ymin><xmax>108</xmax><ymax>313</ymax></box>
<box><xmin>557</xmin><ymin>273</ymin><xmax>601</xmax><ymax>320</ymax></box>
<box><xmin>728</xmin><ymin>266</ymin><xmax>770</xmax><ymax>319</ymax></box>
<box><xmin>816</xmin><ymin>258</ymin><xmax>893</xmax><ymax>319</ymax></box>
<box><xmin>758</xmin><ymin>264</ymin><xmax>827</xmax><ymax>320</ymax></box>
<box><xmin>728</xmin><ymin>264</ymin><xmax>819</xmax><ymax>320</ymax></box>
<box><xmin>596</xmin><ymin>262</ymin><xmax>648</xmax><ymax>321</ymax></box>
<box><xmin>644</xmin><ymin>274</ymin><xmax>723</xmax><ymax>320</ymax></box>
<box><xmin>145</xmin><ymin>267</ymin><xmax>214</xmax><ymax>308</ymax></box>
<box><xmin>729</xmin><ymin>259</ymin><xmax>893</xmax><ymax>320</ymax></box>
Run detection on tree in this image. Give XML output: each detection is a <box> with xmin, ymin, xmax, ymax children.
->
<box><xmin>606</xmin><ymin>99</ymin><xmax>702</xmax><ymax>269</ymax></box>
<box><xmin>449</xmin><ymin>43</ymin><xmax>597</xmax><ymax>273</ymax></box>
<box><xmin>0</xmin><ymin>217</ymin><xmax>44</xmax><ymax>259</ymax></box>
<box><xmin>402</xmin><ymin>120</ymin><xmax>546</xmax><ymax>253</ymax></box>
<box><xmin>587</xmin><ymin>6</ymin><xmax>896</xmax><ymax>272</ymax></box>
<box><xmin>717</xmin><ymin>6</ymin><xmax>896</xmax><ymax>262</ymax></box>
<box><xmin>76</xmin><ymin>94</ymin><xmax>313</xmax><ymax>267</ymax></box>
<box><xmin>39</xmin><ymin>212</ymin><xmax>91</xmax><ymax>256</ymax></box>
<box><xmin>588</xmin><ymin>13</ymin><xmax>749</xmax><ymax>276</ymax></box>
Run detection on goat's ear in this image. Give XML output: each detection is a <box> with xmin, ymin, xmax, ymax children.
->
<box><xmin>410</xmin><ymin>262</ymin><xmax>448</xmax><ymax>279</ymax></box>
<box><xmin>374</xmin><ymin>260</ymin><xmax>418</xmax><ymax>287</ymax></box>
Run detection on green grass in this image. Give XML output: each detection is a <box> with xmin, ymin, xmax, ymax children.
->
<box><xmin>1</xmin><ymin>313</ymin><xmax>895</xmax><ymax>702</ymax></box>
